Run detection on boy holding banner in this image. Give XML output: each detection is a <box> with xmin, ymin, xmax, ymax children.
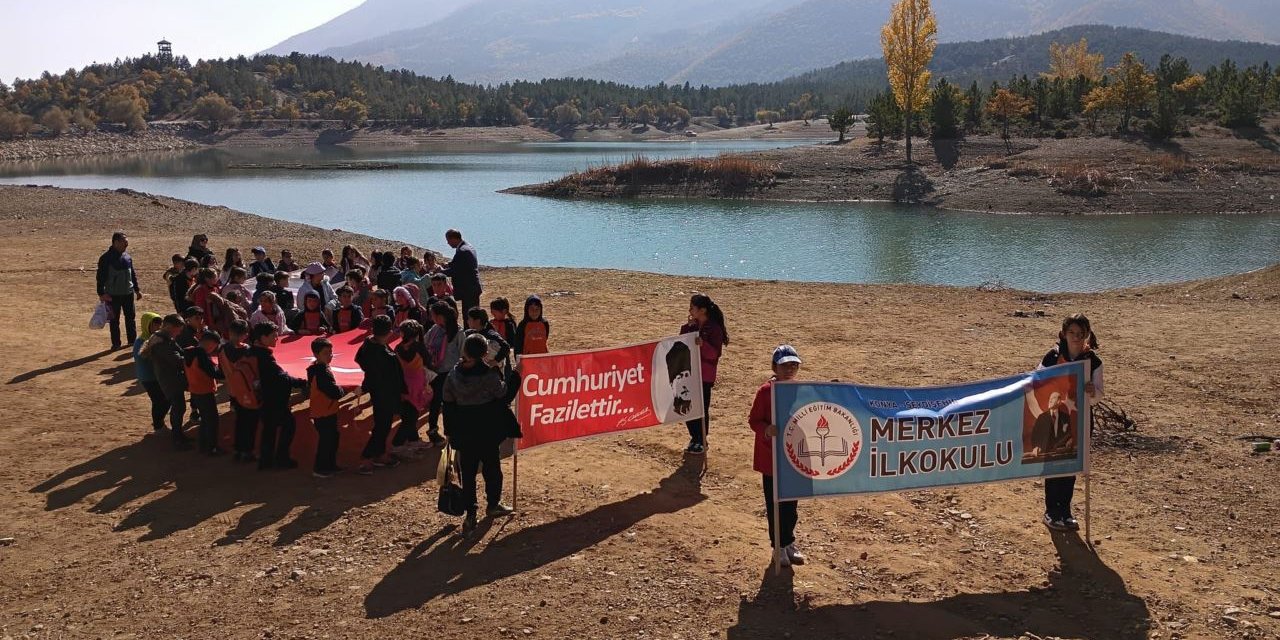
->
<box><xmin>748</xmin><ymin>345</ymin><xmax>806</xmax><ymax>567</ymax></box>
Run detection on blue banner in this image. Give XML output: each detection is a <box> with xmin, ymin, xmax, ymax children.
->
<box><xmin>772</xmin><ymin>362</ymin><xmax>1088</xmax><ymax>500</ymax></box>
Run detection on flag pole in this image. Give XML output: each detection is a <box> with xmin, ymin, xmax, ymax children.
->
<box><xmin>512</xmin><ymin>379</ymin><xmax>520</xmax><ymax>512</ymax></box>
<box><xmin>771</xmin><ymin>383</ymin><xmax>782</xmax><ymax>576</ymax></box>
<box><xmin>1084</xmin><ymin>399</ymin><xmax>1093</xmax><ymax>548</ymax></box>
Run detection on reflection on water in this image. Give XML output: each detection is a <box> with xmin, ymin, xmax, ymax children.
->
<box><xmin>2</xmin><ymin>140</ymin><xmax>1277</xmax><ymax>292</ymax></box>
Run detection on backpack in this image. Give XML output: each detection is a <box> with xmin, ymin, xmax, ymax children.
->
<box><xmin>224</xmin><ymin>350</ymin><xmax>262</xmax><ymax>410</ymax></box>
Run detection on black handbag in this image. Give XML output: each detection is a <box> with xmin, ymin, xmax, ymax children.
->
<box><xmin>436</xmin><ymin>443</ymin><xmax>468</xmax><ymax>517</ymax></box>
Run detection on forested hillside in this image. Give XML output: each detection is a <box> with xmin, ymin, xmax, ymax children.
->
<box><xmin>1</xmin><ymin>26</ymin><xmax>1278</xmax><ymax>141</ymax></box>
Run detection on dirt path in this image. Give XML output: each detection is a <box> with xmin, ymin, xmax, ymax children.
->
<box><xmin>0</xmin><ymin>185</ymin><xmax>1277</xmax><ymax>639</ymax></box>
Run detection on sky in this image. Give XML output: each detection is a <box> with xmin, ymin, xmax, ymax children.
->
<box><xmin>1</xmin><ymin>0</ymin><xmax>364</xmax><ymax>84</ymax></box>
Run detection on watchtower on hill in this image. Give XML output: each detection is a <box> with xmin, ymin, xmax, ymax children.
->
<box><xmin>157</xmin><ymin>38</ymin><xmax>173</xmax><ymax>61</ymax></box>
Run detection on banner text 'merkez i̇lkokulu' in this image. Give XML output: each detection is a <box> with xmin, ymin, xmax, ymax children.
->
<box><xmin>772</xmin><ymin>361</ymin><xmax>1088</xmax><ymax>500</ymax></box>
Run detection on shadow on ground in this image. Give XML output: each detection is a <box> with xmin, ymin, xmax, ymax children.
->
<box><xmin>363</xmin><ymin>457</ymin><xmax>708</xmax><ymax>618</ymax></box>
<box><xmin>727</xmin><ymin>532</ymin><xmax>1150</xmax><ymax>640</ymax></box>
<box><xmin>30</xmin><ymin>395</ymin><xmax>453</xmax><ymax>546</ymax></box>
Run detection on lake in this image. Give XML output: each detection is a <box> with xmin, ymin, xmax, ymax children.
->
<box><xmin>2</xmin><ymin>139</ymin><xmax>1277</xmax><ymax>292</ymax></box>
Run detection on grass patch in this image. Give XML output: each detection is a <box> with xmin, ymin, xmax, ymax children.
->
<box><xmin>536</xmin><ymin>154</ymin><xmax>778</xmax><ymax>197</ymax></box>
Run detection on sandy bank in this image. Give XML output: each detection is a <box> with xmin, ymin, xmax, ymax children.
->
<box><xmin>0</xmin><ymin>185</ymin><xmax>1277</xmax><ymax>638</ymax></box>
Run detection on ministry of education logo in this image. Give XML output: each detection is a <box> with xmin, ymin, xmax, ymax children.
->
<box><xmin>783</xmin><ymin>402</ymin><xmax>862</xmax><ymax>479</ymax></box>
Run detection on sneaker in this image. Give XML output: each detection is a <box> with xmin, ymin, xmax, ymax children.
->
<box><xmin>234</xmin><ymin>451</ymin><xmax>257</xmax><ymax>463</ymax></box>
<box><xmin>1062</xmin><ymin>515</ymin><xmax>1080</xmax><ymax>531</ymax></box>
<box><xmin>486</xmin><ymin>504</ymin><xmax>515</xmax><ymax>518</ymax></box>
<box><xmin>1043</xmin><ymin>513</ymin><xmax>1070</xmax><ymax>531</ymax></box>
<box><xmin>785</xmin><ymin>543</ymin><xmax>806</xmax><ymax>566</ymax></box>
<box><xmin>372</xmin><ymin>455</ymin><xmax>400</xmax><ymax>469</ymax></box>
<box><xmin>685</xmin><ymin>442</ymin><xmax>706</xmax><ymax>455</ymax></box>
<box><xmin>774</xmin><ymin>547</ymin><xmax>791</xmax><ymax>568</ymax></box>
<box><xmin>356</xmin><ymin>462</ymin><xmax>375</xmax><ymax>475</ymax></box>
<box><xmin>390</xmin><ymin>444</ymin><xmax>415</xmax><ymax>457</ymax></box>
<box><xmin>462</xmin><ymin>513</ymin><xmax>478</xmax><ymax>535</ymax></box>
<box><xmin>312</xmin><ymin>469</ymin><xmax>337</xmax><ymax>479</ymax></box>
<box><xmin>276</xmin><ymin>458</ymin><xmax>299</xmax><ymax>470</ymax></box>
<box><xmin>427</xmin><ymin>431</ymin><xmax>446</xmax><ymax>446</ymax></box>
<box><xmin>206</xmin><ymin>447</ymin><xmax>225</xmax><ymax>457</ymax></box>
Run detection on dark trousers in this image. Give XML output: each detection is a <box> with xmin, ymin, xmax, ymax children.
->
<box><xmin>141</xmin><ymin>380</ymin><xmax>170</xmax><ymax>431</ymax></box>
<box><xmin>362</xmin><ymin>396</ymin><xmax>397</xmax><ymax>460</ymax></box>
<box><xmin>685</xmin><ymin>382</ymin><xmax>714</xmax><ymax>445</ymax></box>
<box><xmin>458</xmin><ymin>291</ymin><xmax>481</xmax><ymax>316</ymax></box>
<box><xmin>232</xmin><ymin>402</ymin><xmax>259</xmax><ymax>454</ymax></box>
<box><xmin>427</xmin><ymin>373</ymin><xmax>447</xmax><ymax>432</ymax></box>
<box><xmin>392</xmin><ymin>400</ymin><xmax>421</xmax><ymax>446</ymax></box>
<box><xmin>313</xmin><ymin>414</ymin><xmax>340</xmax><ymax>472</ymax></box>
<box><xmin>162</xmin><ymin>390</ymin><xmax>187</xmax><ymax>440</ymax></box>
<box><xmin>108</xmin><ymin>294</ymin><xmax>137</xmax><ymax>347</ymax></box>
<box><xmin>763</xmin><ymin>475</ymin><xmax>799</xmax><ymax>548</ymax></box>
<box><xmin>259</xmin><ymin>404</ymin><xmax>296</xmax><ymax>466</ymax></box>
<box><xmin>1045</xmin><ymin>476</ymin><xmax>1077</xmax><ymax>519</ymax></box>
<box><xmin>459</xmin><ymin>444</ymin><xmax>502</xmax><ymax>515</ymax></box>
<box><xmin>190</xmin><ymin>392</ymin><xmax>219</xmax><ymax>452</ymax></box>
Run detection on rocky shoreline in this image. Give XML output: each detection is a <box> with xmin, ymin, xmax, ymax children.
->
<box><xmin>507</xmin><ymin>124</ymin><xmax>1280</xmax><ymax>215</ymax></box>
<box><xmin>0</xmin><ymin>124</ymin><xmax>202</xmax><ymax>162</ymax></box>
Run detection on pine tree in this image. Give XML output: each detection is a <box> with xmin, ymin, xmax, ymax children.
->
<box><xmin>828</xmin><ymin>106</ymin><xmax>854</xmax><ymax>142</ymax></box>
<box><xmin>927</xmin><ymin>79</ymin><xmax>964</xmax><ymax>139</ymax></box>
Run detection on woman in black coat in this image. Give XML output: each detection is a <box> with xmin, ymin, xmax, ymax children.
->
<box><xmin>443</xmin><ymin>333</ymin><xmax>520</xmax><ymax>533</ymax></box>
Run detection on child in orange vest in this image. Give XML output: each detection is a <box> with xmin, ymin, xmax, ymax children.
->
<box><xmin>220</xmin><ymin>319</ymin><xmax>258</xmax><ymax>463</ymax></box>
<box><xmin>514</xmin><ymin>295</ymin><xmax>550</xmax><ymax>355</ymax></box>
<box><xmin>184</xmin><ymin>329</ymin><xmax>225</xmax><ymax>455</ymax></box>
<box><xmin>308</xmin><ymin>338</ymin><xmax>346</xmax><ymax>478</ymax></box>
<box><xmin>330</xmin><ymin>286</ymin><xmax>364</xmax><ymax>333</ymax></box>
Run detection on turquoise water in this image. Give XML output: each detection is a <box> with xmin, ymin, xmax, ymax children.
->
<box><xmin>2</xmin><ymin>139</ymin><xmax>1277</xmax><ymax>292</ymax></box>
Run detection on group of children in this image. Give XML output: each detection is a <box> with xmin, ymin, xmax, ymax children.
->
<box><xmin>137</xmin><ymin>237</ymin><xmax>553</xmax><ymax>480</ymax></box>
<box><xmin>136</xmin><ymin>234</ymin><xmax>1104</xmax><ymax>563</ymax></box>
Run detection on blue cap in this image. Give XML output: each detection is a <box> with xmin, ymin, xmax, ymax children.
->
<box><xmin>772</xmin><ymin>344</ymin><xmax>802</xmax><ymax>366</ymax></box>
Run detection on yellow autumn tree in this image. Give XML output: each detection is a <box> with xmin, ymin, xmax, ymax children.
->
<box><xmin>986</xmin><ymin>89</ymin><xmax>1033</xmax><ymax>150</ymax></box>
<box><xmin>1107</xmin><ymin>52</ymin><xmax>1156</xmax><ymax>132</ymax></box>
<box><xmin>1045</xmin><ymin>38</ymin><xmax>1104</xmax><ymax>81</ymax></box>
<box><xmin>881</xmin><ymin>0</ymin><xmax>936</xmax><ymax>163</ymax></box>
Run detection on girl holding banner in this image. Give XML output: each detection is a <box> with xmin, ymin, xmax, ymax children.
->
<box><xmin>748</xmin><ymin>345</ymin><xmax>806</xmax><ymax>567</ymax></box>
<box><xmin>680</xmin><ymin>295</ymin><xmax>728</xmax><ymax>455</ymax></box>
<box><xmin>1037</xmin><ymin>314</ymin><xmax>1104</xmax><ymax>532</ymax></box>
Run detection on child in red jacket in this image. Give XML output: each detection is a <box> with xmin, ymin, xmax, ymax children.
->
<box><xmin>748</xmin><ymin>344</ymin><xmax>805</xmax><ymax>568</ymax></box>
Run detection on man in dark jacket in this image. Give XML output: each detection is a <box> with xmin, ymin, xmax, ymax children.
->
<box><xmin>142</xmin><ymin>314</ymin><xmax>191</xmax><ymax>448</ymax></box>
<box><xmin>249</xmin><ymin>322</ymin><xmax>307</xmax><ymax>470</ymax></box>
<box><xmin>355</xmin><ymin>315</ymin><xmax>406</xmax><ymax>475</ymax></box>
<box><xmin>97</xmin><ymin>231</ymin><xmax>143</xmax><ymax>349</ymax></box>
<box><xmin>441</xmin><ymin>229</ymin><xmax>481</xmax><ymax>313</ymax></box>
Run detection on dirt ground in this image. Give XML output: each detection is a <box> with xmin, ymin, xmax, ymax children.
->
<box><xmin>0</xmin><ymin>185</ymin><xmax>1278</xmax><ymax>640</ymax></box>
<box><xmin>510</xmin><ymin>120</ymin><xmax>1280</xmax><ymax>215</ymax></box>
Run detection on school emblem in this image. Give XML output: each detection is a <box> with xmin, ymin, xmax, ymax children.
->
<box><xmin>783</xmin><ymin>402</ymin><xmax>862</xmax><ymax>479</ymax></box>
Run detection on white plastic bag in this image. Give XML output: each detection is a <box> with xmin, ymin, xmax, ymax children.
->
<box><xmin>89</xmin><ymin>301</ymin><xmax>110</xmax><ymax>330</ymax></box>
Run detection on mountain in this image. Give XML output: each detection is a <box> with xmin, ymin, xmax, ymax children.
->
<box><xmin>320</xmin><ymin>0</ymin><xmax>781</xmax><ymax>84</ymax></box>
<box><xmin>294</xmin><ymin>0</ymin><xmax>1280</xmax><ymax>85</ymax></box>
<box><xmin>262</xmin><ymin>0</ymin><xmax>474</xmax><ymax>56</ymax></box>
<box><xmin>584</xmin><ymin>0</ymin><xmax>1280</xmax><ymax>86</ymax></box>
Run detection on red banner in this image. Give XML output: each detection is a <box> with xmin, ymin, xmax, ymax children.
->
<box><xmin>516</xmin><ymin>333</ymin><xmax>703</xmax><ymax>449</ymax></box>
<box><xmin>273</xmin><ymin>329</ymin><xmax>381</xmax><ymax>390</ymax></box>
